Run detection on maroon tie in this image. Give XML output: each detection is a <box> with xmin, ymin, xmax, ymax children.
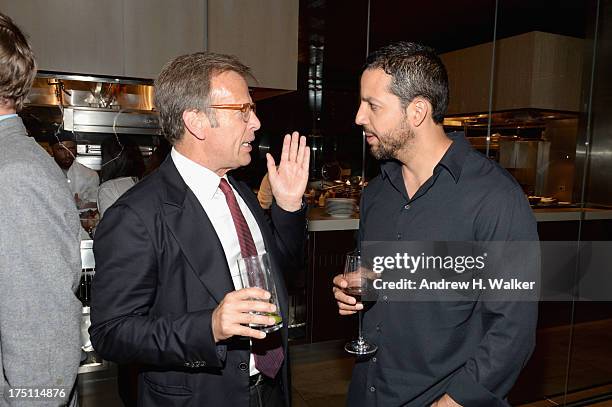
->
<box><xmin>218</xmin><ymin>178</ymin><xmax>284</xmax><ymax>378</ymax></box>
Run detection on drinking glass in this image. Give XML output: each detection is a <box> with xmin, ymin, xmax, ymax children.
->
<box><xmin>237</xmin><ymin>253</ymin><xmax>283</xmax><ymax>333</ymax></box>
<box><xmin>343</xmin><ymin>253</ymin><xmax>378</xmax><ymax>355</ymax></box>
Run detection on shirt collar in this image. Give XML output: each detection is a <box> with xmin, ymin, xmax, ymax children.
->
<box><xmin>436</xmin><ymin>131</ymin><xmax>470</xmax><ymax>183</ymax></box>
<box><xmin>380</xmin><ymin>131</ymin><xmax>470</xmax><ymax>184</ymax></box>
<box><xmin>380</xmin><ymin>159</ymin><xmax>402</xmax><ymax>181</ymax></box>
<box><xmin>0</xmin><ymin>113</ymin><xmax>18</xmax><ymax>122</ymax></box>
<box><xmin>171</xmin><ymin>147</ymin><xmax>226</xmax><ymax>200</ymax></box>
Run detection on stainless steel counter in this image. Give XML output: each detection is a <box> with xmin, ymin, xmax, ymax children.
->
<box><xmin>307</xmin><ymin>207</ymin><xmax>612</xmax><ymax>232</ymax></box>
<box><xmin>307</xmin><ymin>207</ymin><xmax>359</xmax><ymax>231</ymax></box>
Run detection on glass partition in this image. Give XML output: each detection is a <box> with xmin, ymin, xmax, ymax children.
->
<box><xmin>493</xmin><ymin>0</ymin><xmax>612</xmax><ymax>404</ymax></box>
<box><xmin>566</xmin><ymin>0</ymin><xmax>612</xmax><ymax>403</ymax></box>
<box><xmin>253</xmin><ymin>1</ymin><xmax>612</xmax><ymax>403</ymax></box>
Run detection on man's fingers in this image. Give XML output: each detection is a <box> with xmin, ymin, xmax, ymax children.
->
<box><xmin>336</xmin><ymin>301</ymin><xmax>363</xmax><ymax>312</ymax></box>
<box><xmin>230</xmin><ymin>324</ymin><xmax>267</xmax><ymax>340</ymax></box>
<box><xmin>281</xmin><ymin>134</ymin><xmax>291</xmax><ymax>163</ymax></box>
<box><xmin>332</xmin><ymin>275</ymin><xmax>348</xmax><ymax>288</ymax></box>
<box><xmin>234</xmin><ymin>312</ymin><xmax>278</xmax><ymax>327</ymax></box>
<box><xmin>266</xmin><ymin>153</ymin><xmax>277</xmax><ymax>177</ymax></box>
<box><xmin>234</xmin><ymin>300</ymin><xmax>277</xmax><ymax>314</ymax></box>
<box><xmin>333</xmin><ymin>285</ymin><xmax>363</xmax><ymax>313</ymax></box>
<box><xmin>230</xmin><ymin>287</ymin><xmax>270</xmax><ymax>301</ymax></box>
<box><xmin>295</xmin><ymin>135</ymin><xmax>306</xmax><ymax>166</ymax></box>
<box><xmin>288</xmin><ymin>131</ymin><xmax>299</xmax><ymax>162</ymax></box>
<box><xmin>334</xmin><ymin>290</ymin><xmax>358</xmax><ymax>305</ymax></box>
<box><xmin>301</xmin><ymin>145</ymin><xmax>310</xmax><ymax>172</ymax></box>
<box><xmin>332</xmin><ymin>274</ymin><xmax>363</xmax><ymax>316</ymax></box>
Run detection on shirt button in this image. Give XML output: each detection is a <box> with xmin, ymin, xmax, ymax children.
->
<box><xmin>372</xmin><ymin>357</ymin><xmax>377</xmax><ymax>363</ymax></box>
<box><xmin>404</xmin><ymin>204</ymin><xmax>410</xmax><ymax>210</ymax></box>
<box><xmin>238</xmin><ymin>362</ymin><xmax>248</xmax><ymax>371</ymax></box>
<box><xmin>396</xmin><ymin>233</ymin><xmax>402</xmax><ymax>240</ymax></box>
<box><xmin>382</xmin><ymin>295</ymin><xmax>388</xmax><ymax>302</ymax></box>
<box><xmin>370</xmin><ymin>386</ymin><xmax>376</xmax><ymax>393</ymax></box>
<box><xmin>376</xmin><ymin>324</ymin><xmax>381</xmax><ymax>332</ymax></box>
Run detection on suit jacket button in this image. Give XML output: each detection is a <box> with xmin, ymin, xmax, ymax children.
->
<box><xmin>238</xmin><ymin>362</ymin><xmax>248</xmax><ymax>371</ymax></box>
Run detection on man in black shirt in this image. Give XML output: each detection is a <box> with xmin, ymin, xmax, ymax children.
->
<box><xmin>333</xmin><ymin>42</ymin><xmax>538</xmax><ymax>406</ymax></box>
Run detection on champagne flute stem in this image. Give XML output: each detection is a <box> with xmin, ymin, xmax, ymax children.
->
<box><xmin>357</xmin><ymin>308</ymin><xmax>363</xmax><ymax>340</ymax></box>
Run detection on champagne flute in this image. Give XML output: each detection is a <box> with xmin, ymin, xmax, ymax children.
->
<box><xmin>343</xmin><ymin>252</ymin><xmax>377</xmax><ymax>355</ymax></box>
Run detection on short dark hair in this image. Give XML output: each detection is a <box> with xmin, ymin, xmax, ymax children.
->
<box><xmin>99</xmin><ymin>137</ymin><xmax>145</xmax><ymax>184</ymax></box>
<box><xmin>49</xmin><ymin>129</ymin><xmax>75</xmax><ymax>146</ymax></box>
<box><xmin>365</xmin><ymin>42</ymin><xmax>448</xmax><ymax>124</ymax></box>
<box><xmin>0</xmin><ymin>13</ymin><xmax>37</xmax><ymax>111</ymax></box>
<box><xmin>154</xmin><ymin>52</ymin><xmax>253</xmax><ymax>145</ymax></box>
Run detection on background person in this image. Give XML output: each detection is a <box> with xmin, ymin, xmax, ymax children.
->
<box><xmin>97</xmin><ymin>137</ymin><xmax>146</xmax><ymax>217</ymax></box>
<box><xmin>50</xmin><ymin>130</ymin><xmax>99</xmax><ymax>209</ymax></box>
<box><xmin>0</xmin><ymin>12</ymin><xmax>81</xmax><ymax>406</ymax></box>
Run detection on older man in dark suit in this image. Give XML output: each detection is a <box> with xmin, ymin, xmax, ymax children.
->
<box><xmin>90</xmin><ymin>52</ymin><xmax>309</xmax><ymax>406</ymax></box>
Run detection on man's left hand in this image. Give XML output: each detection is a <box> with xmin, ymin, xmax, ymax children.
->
<box><xmin>431</xmin><ymin>394</ymin><xmax>462</xmax><ymax>407</ymax></box>
<box><xmin>267</xmin><ymin>131</ymin><xmax>310</xmax><ymax>212</ymax></box>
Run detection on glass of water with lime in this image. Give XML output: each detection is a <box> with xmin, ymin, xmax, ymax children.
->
<box><xmin>237</xmin><ymin>253</ymin><xmax>283</xmax><ymax>333</ymax></box>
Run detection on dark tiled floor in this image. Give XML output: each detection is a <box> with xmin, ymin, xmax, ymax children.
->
<box><xmin>290</xmin><ymin>341</ymin><xmax>353</xmax><ymax>406</ymax></box>
<box><xmin>79</xmin><ymin>320</ymin><xmax>612</xmax><ymax>406</ymax></box>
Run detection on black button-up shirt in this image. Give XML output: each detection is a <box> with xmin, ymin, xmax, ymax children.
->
<box><xmin>348</xmin><ymin>133</ymin><xmax>538</xmax><ymax>406</ymax></box>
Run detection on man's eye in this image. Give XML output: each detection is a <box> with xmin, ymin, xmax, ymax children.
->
<box><xmin>370</xmin><ymin>103</ymin><xmax>379</xmax><ymax>111</ymax></box>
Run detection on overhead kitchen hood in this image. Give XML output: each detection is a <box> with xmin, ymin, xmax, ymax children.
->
<box><xmin>22</xmin><ymin>72</ymin><xmax>161</xmax><ymax>144</ymax></box>
<box><xmin>61</xmin><ymin>107</ymin><xmax>160</xmax><ymax>135</ymax></box>
<box><xmin>440</xmin><ymin>31</ymin><xmax>585</xmax><ymax>115</ymax></box>
<box><xmin>22</xmin><ymin>71</ymin><xmax>290</xmax><ymax>142</ymax></box>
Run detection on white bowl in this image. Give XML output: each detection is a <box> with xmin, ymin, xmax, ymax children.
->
<box><xmin>325</xmin><ymin>198</ymin><xmax>356</xmax><ymax>205</ymax></box>
<box><xmin>328</xmin><ymin>212</ymin><xmax>354</xmax><ymax>218</ymax></box>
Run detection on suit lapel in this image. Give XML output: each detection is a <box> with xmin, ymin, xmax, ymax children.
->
<box><xmin>160</xmin><ymin>158</ymin><xmax>234</xmax><ymax>304</ymax></box>
<box><xmin>154</xmin><ymin>158</ymin><xmax>290</xmax><ymax>326</ymax></box>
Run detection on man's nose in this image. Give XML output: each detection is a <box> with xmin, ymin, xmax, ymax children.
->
<box><xmin>250</xmin><ymin>112</ymin><xmax>261</xmax><ymax>131</ymax></box>
<box><xmin>355</xmin><ymin>103</ymin><xmax>367</xmax><ymax>126</ymax></box>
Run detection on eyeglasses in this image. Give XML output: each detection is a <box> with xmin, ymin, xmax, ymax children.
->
<box><xmin>208</xmin><ymin>102</ymin><xmax>256</xmax><ymax>122</ymax></box>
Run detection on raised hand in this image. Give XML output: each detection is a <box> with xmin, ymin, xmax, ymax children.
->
<box><xmin>266</xmin><ymin>132</ymin><xmax>310</xmax><ymax>212</ymax></box>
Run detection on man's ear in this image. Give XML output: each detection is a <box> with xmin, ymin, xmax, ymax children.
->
<box><xmin>406</xmin><ymin>98</ymin><xmax>429</xmax><ymax>128</ymax></box>
<box><xmin>182</xmin><ymin>110</ymin><xmax>209</xmax><ymax>141</ymax></box>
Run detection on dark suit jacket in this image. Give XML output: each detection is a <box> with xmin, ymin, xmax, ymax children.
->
<box><xmin>90</xmin><ymin>157</ymin><xmax>306</xmax><ymax>406</ymax></box>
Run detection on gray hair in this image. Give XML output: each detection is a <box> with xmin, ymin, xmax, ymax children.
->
<box><xmin>154</xmin><ymin>52</ymin><xmax>254</xmax><ymax>144</ymax></box>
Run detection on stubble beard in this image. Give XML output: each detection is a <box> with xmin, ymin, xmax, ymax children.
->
<box><xmin>369</xmin><ymin>120</ymin><xmax>415</xmax><ymax>161</ymax></box>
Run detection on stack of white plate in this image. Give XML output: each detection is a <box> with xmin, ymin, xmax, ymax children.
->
<box><xmin>325</xmin><ymin>198</ymin><xmax>357</xmax><ymax>218</ymax></box>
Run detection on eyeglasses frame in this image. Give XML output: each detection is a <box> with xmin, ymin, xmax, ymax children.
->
<box><xmin>208</xmin><ymin>102</ymin><xmax>256</xmax><ymax>122</ymax></box>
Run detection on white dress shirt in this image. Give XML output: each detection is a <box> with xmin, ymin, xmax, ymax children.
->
<box><xmin>66</xmin><ymin>160</ymin><xmax>99</xmax><ymax>203</ymax></box>
<box><xmin>97</xmin><ymin>176</ymin><xmax>138</xmax><ymax>217</ymax></box>
<box><xmin>171</xmin><ymin>148</ymin><xmax>265</xmax><ymax>376</ymax></box>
